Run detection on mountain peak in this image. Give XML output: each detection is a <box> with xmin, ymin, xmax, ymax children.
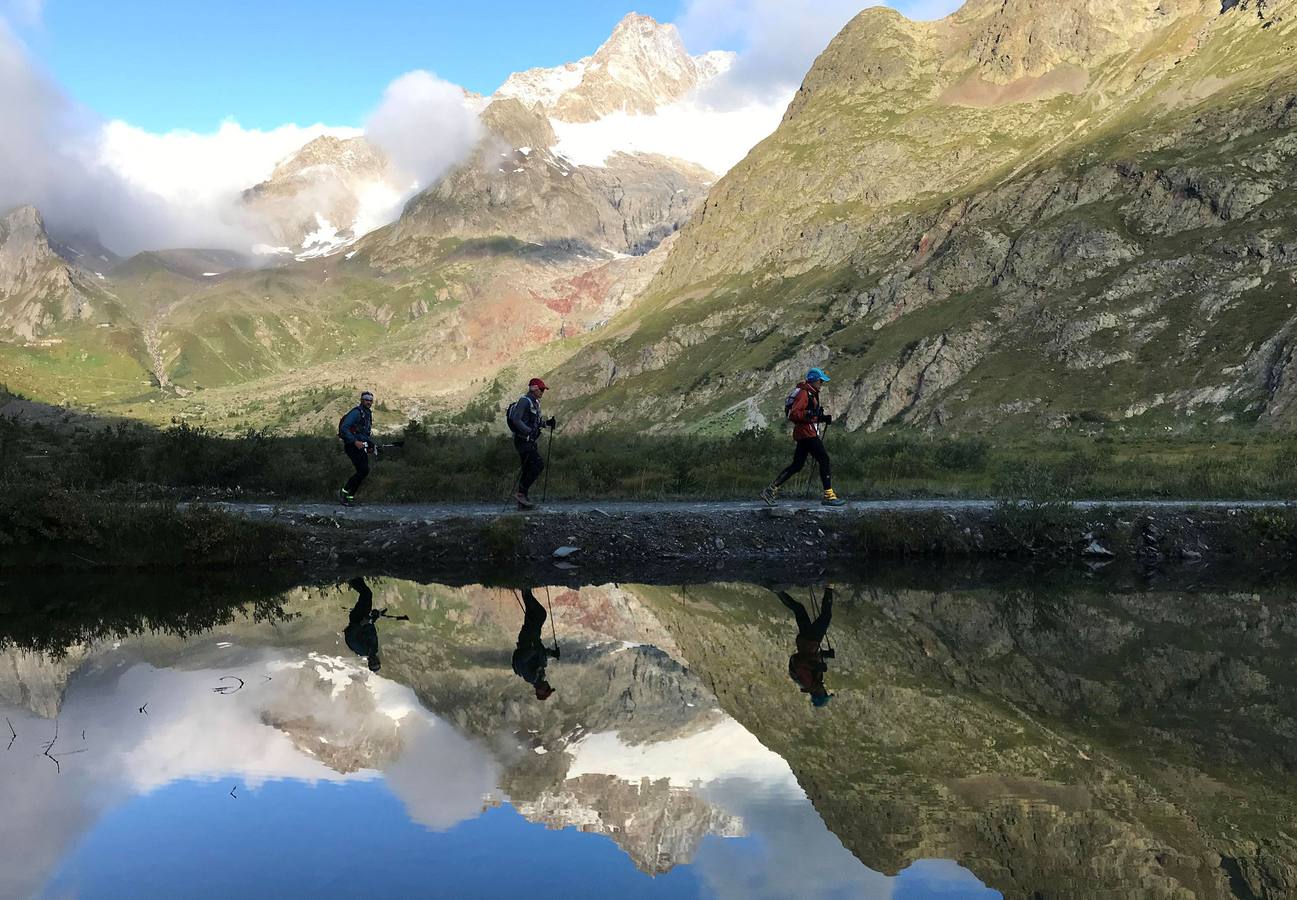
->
<box><xmin>2</xmin><ymin>204</ymin><xmax>47</xmax><ymax>235</ymax></box>
<box><xmin>269</xmin><ymin>134</ymin><xmax>387</xmax><ymax>180</ymax></box>
<box><xmin>495</xmin><ymin>13</ymin><xmax>730</xmax><ymax>123</ymax></box>
<box><xmin>0</xmin><ymin>204</ymin><xmax>57</xmax><ymax>270</ymax></box>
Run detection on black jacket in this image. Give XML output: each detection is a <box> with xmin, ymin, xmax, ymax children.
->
<box><xmin>508</xmin><ymin>394</ymin><xmax>543</xmax><ymax>441</ymax></box>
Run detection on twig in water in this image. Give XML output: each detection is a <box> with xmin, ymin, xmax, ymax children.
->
<box><xmin>42</xmin><ymin>720</ymin><xmax>60</xmax><ymax>773</ymax></box>
<box><xmin>212</xmin><ymin>676</ymin><xmax>245</xmax><ymax>695</ymax></box>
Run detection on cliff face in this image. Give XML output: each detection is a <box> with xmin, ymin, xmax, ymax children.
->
<box><xmin>0</xmin><ymin>205</ymin><xmax>89</xmax><ymax>340</ymax></box>
<box><xmin>548</xmin><ymin>0</ymin><xmax>1297</xmax><ymax>435</ymax></box>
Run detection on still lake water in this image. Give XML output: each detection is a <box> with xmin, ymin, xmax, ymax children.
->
<box><xmin>2</xmin><ymin>573</ymin><xmax>1294</xmax><ymax>899</ymax></box>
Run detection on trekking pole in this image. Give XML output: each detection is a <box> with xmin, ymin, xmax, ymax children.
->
<box><xmin>544</xmin><ymin>585</ymin><xmax>560</xmax><ymax>658</ymax></box>
<box><xmin>541</xmin><ymin>424</ymin><xmax>556</xmax><ymax>504</ymax></box>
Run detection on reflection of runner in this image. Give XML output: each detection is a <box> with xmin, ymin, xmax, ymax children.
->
<box><xmin>344</xmin><ymin>577</ymin><xmax>383</xmax><ymax>672</ymax></box>
<box><xmin>512</xmin><ymin>589</ymin><xmax>557</xmax><ymax>701</ymax></box>
<box><xmin>777</xmin><ymin>586</ymin><xmax>834</xmax><ymax>708</ymax></box>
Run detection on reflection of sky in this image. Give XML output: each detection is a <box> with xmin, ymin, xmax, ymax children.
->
<box><xmin>3</xmin><ymin>640</ymin><xmax>999</xmax><ymax>899</ymax></box>
<box><xmin>41</xmin><ymin>781</ymin><xmax>997</xmax><ymax>900</ymax></box>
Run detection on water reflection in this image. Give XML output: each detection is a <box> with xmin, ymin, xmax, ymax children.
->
<box><xmin>511</xmin><ymin>588</ymin><xmax>558</xmax><ymax>702</ymax></box>
<box><xmin>3</xmin><ymin>573</ymin><xmax>1294</xmax><ymax>898</ymax></box>
<box><xmin>775</xmin><ymin>585</ymin><xmax>834</xmax><ymax>707</ymax></box>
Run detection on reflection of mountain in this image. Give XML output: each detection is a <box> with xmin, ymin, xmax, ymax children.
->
<box><xmin>0</xmin><ymin>580</ymin><xmax>801</xmax><ymax>884</ymax></box>
<box><xmin>630</xmin><ymin>582</ymin><xmax>1297</xmax><ymax>900</ymax></box>
<box><xmin>365</xmin><ymin>582</ymin><xmax>759</xmax><ymax>874</ymax></box>
<box><xmin>518</xmin><ymin>774</ymin><xmax>743</xmax><ymax>875</ymax></box>
<box><xmin>0</xmin><ymin>646</ymin><xmax>88</xmax><ymax>718</ymax></box>
<box><xmin>259</xmin><ymin>654</ymin><xmax>405</xmax><ymax>773</ymax></box>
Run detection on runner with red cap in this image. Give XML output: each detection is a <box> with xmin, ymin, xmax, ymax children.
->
<box><xmin>506</xmin><ymin>377</ymin><xmax>555</xmax><ymax>509</ymax></box>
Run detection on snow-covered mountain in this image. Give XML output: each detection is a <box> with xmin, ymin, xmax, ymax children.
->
<box><xmin>236</xmin><ymin>13</ymin><xmax>745</xmax><ymax>263</ymax></box>
<box><xmin>495</xmin><ymin>13</ymin><xmax>734</xmax><ymax>123</ymax></box>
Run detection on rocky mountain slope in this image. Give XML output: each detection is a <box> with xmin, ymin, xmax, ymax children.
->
<box><xmin>547</xmin><ymin>0</ymin><xmax>1297</xmax><ymax>435</ymax></box>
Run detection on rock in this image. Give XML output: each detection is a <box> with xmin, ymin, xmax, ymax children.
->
<box><xmin>764</xmin><ymin>507</ymin><xmax>794</xmax><ymax>519</ymax></box>
<box><xmin>1083</xmin><ymin>540</ymin><xmax>1116</xmax><ymax>558</ymax></box>
<box><xmin>1180</xmin><ymin>548</ymin><xmax>1203</xmax><ymax>560</ymax></box>
<box><xmin>553</xmin><ymin>546</ymin><xmax>581</xmax><ymax>559</ymax></box>
<box><xmin>714</xmin><ymin>538</ymin><xmax>725</xmax><ymax>551</ymax></box>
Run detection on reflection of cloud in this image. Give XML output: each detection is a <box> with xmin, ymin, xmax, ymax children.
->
<box><xmin>694</xmin><ymin>777</ymin><xmax>896</xmax><ymax>900</ymax></box>
<box><xmin>385</xmin><ymin>716</ymin><xmax>501</xmax><ymax>832</ymax></box>
<box><xmin>0</xmin><ymin>648</ymin><xmax>495</xmax><ymax>899</ymax></box>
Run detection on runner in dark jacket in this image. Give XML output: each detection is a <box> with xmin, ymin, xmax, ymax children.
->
<box><xmin>338</xmin><ymin>390</ymin><xmax>375</xmax><ymax>506</ymax></box>
<box><xmin>762</xmin><ymin>368</ymin><xmax>846</xmax><ymax>507</ymax></box>
<box><xmin>512</xmin><ymin>589</ymin><xmax>556</xmax><ymax>700</ymax></box>
<box><xmin>776</xmin><ymin>586</ymin><xmax>834</xmax><ymax>707</ymax></box>
<box><xmin>507</xmin><ymin>378</ymin><xmax>554</xmax><ymax>510</ymax></box>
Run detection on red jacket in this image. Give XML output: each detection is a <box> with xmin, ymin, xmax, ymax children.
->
<box><xmin>788</xmin><ymin>381</ymin><xmax>822</xmax><ymax>441</ymax></box>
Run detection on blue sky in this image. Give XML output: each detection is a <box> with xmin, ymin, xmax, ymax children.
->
<box><xmin>7</xmin><ymin>0</ymin><xmax>961</xmax><ymax>132</ymax></box>
<box><xmin>19</xmin><ymin>0</ymin><xmax>689</xmax><ymax>131</ymax></box>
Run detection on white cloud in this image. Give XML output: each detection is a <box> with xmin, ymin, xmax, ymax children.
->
<box><xmin>0</xmin><ymin>25</ymin><xmax>480</xmax><ymax>256</ymax></box>
<box><xmin>551</xmin><ymin>94</ymin><xmax>786</xmax><ymax>175</ymax></box>
<box><xmin>98</xmin><ymin>119</ymin><xmax>360</xmax><ymax>219</ymax></box>
<box><xmin>364</xmin><ymin>70</ymin><xmax>483</xmax><ymax>194</ymax></box>
<box><xmin>677</xmin><ymin>0</ymin><xmax>963</xmax><ymax>109</ymax></box>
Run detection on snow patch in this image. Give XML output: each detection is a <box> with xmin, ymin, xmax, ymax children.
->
<box><xmin>568</xmin><ymin>719</ymin><xmax>799</xmax><ymax>789</ymax></box>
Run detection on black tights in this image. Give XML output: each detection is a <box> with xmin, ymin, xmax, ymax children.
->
<box><xmin>778</xmin><ymin>589</ymin><xmax>834</xmax><ymax>642</ymax></box>
<box><xmin>774</xmin><ymin>437</ymin><xmax>831</xmax><ymax>490</ymax></box>
<box><xmin>344</xmin><ymin>443</ymin><xmax>369</xmax><ymax>495</ymax></box>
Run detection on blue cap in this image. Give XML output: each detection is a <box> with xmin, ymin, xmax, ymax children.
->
<box><xmin>806</xmin><ymin>368</ymin><xmax>830</xmax><ymax>383</ymax></box>
<box><xmin>811</xmin><ymin>693</ymin><xmax>833</xmax><ymax>708</ymax></box>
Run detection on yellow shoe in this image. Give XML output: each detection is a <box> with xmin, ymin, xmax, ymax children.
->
<box><xmin>821</xmin><ymin>488</ymin><xmax>846</xmax><ymax>507</ymax></box>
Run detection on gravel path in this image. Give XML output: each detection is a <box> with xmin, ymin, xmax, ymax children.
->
<box><xmin>215</xmin><ymin>497</ymin><xmax>1296</xmax><ymax>523</ymax></box>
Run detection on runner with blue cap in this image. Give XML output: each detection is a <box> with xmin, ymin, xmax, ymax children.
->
<box><xmin>762</xmin><ymin>367</ymin><xmax>847</xmax><ymax>507</ymax></box>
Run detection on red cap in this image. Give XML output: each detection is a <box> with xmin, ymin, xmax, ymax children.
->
<box><xmin>529</xmin><ymin>378</ymin><xmax>548</xmax><ymax>391</ymax></box>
